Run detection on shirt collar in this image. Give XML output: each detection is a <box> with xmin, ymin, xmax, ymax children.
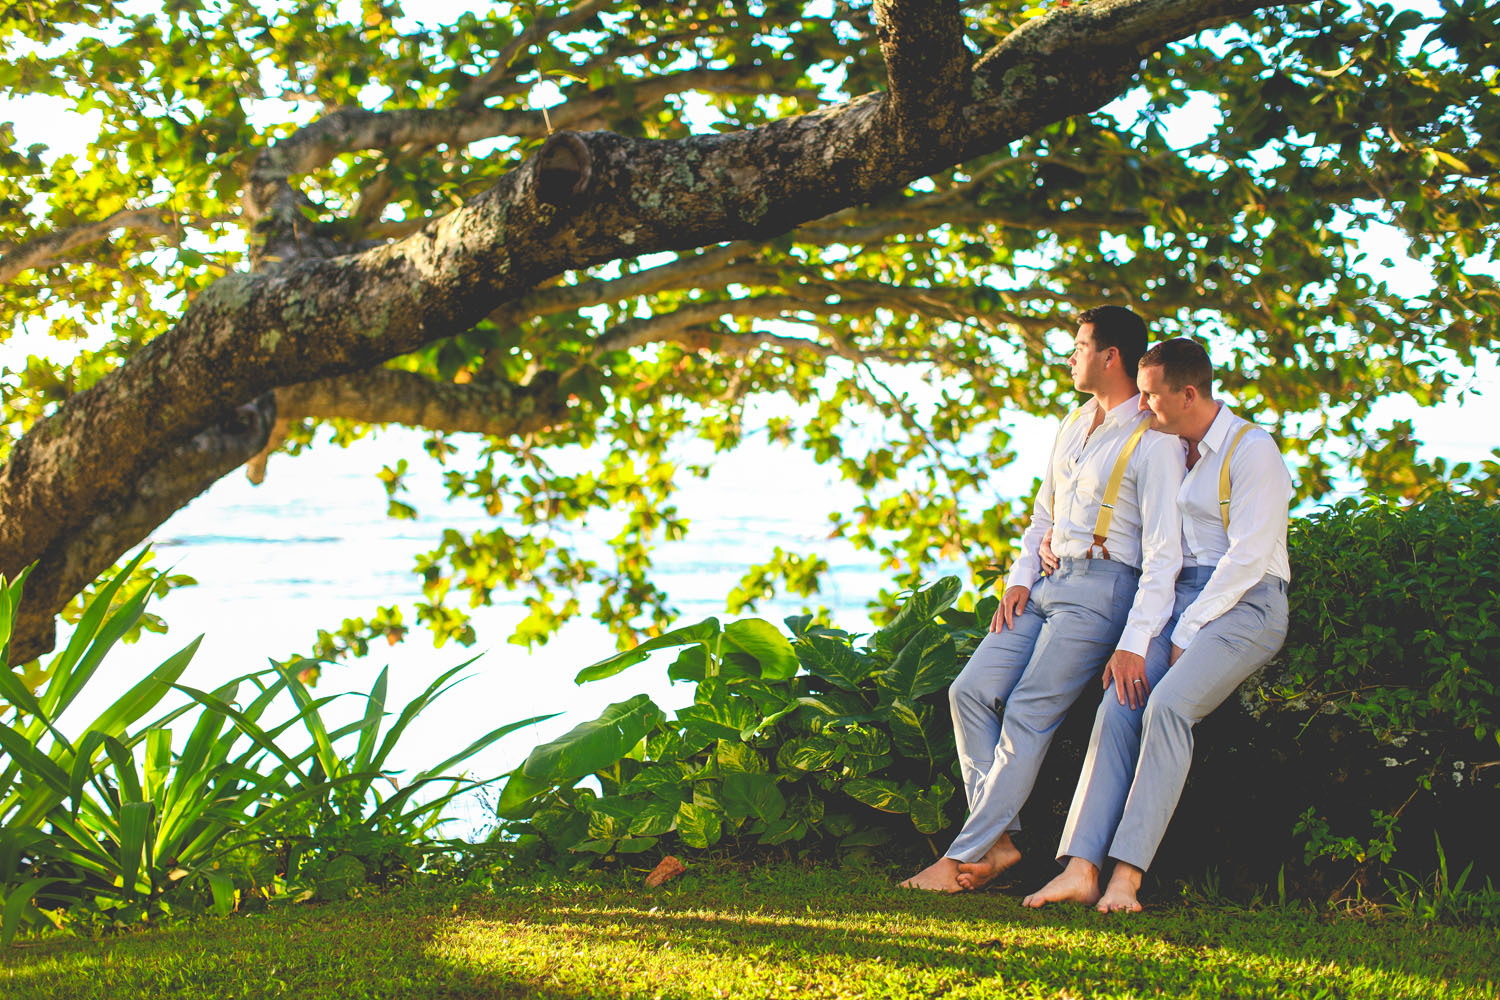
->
<box><xmin>1099</xmin><ymin>393</ymin><xmax>1144</xmax><ymax>429</ymax></box>
<box><xmin>1201</xmin><ymin>402</ymin><xmax>1236</xmax><ymax>453</ymax></box>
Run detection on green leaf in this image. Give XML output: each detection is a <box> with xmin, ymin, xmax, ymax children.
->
<box><xmin>1</xmin><ymin>877</ymin><xmax>62</xmax><ymax>949</ymax></box>
<box><xmin>795</xmin><ymin>634</ymin><xmax>872</xmax><ymax>691</ymax></box>
<box><xmin>574</xmin><ymin>619</ymin><xmax>719</xmax><ymax>683</ymax></box>
<box><xmin>877</xmin><ymin>624</ymin><xmax>956</xmax><ymax>704</ymax></box>
<box><xmin>675</xmin><ymin>801</ymin><xmax>723</xmax><ymax>848</ymax></box>
<box><xmin>716</xmin><ymin>740</ymin><xmax>766</xmax><ymax>774</ymax></box>
<box><xmin>757</xmin><ymin>816</ymin><xmax>807</xmax><ymax>846</ymax></box>
<box><xmin>779</xmin><ymin>736</ymin><xmax>839</xmax><ymax>773</ymax></box>
<box><xmin>519</xmin><ymin>695</ymin><xmax>665</xmax><ymax>784</ymax></box>
<box><xmin>720</xmin><ymin>772</ymin><xmax>785</xmax><ymax>824</ymax></box>
<box><xmin>677</xmin><ymin>695</ymin><xmax>758</xmax><ymax>743</ymax></box>
<box><xmin>843</xmin><ymin>777</ymin><xmax>909</xmax><ymax>814</ymax></box>
<box><xmin>620</xmin><ymin>763</ymin><xmax>687</xmax><ymax>798</ymax></box>
<box><xmin>628</xmin><ymin>798</ymin><xmax>679</xmax><ymax>837</ymax></box>
<box><xmin>721</xmin><ymin>618</ymin><xmax>798</xmax><ymax>680</ymax></box>
<box><xmin>873</xmin><ymin>577</ymin><xmax>962</xmax><ymax>652</ymax></box>
<box><xmin>203</xmin><ymin>870</ymin><xmax>236</xmax><ymax>916</ymax></box>
<box><xmin>118</xmin><ymin>800</ymin><xmax>155</xmax><ymax>895</ymax></box>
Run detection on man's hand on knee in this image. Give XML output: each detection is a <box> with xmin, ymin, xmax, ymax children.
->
<box><xmin>1102</xmin><ymin>650</ymin><xmax>1149</xmax><ymax>709</ymax></box>
<box><xmin>993</xmin><ymin>586</ymin><xmax>1031</xmax><ymax>632</ymax></box>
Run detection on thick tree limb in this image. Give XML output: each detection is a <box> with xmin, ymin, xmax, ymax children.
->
<box><xmin>5</xmin><ymin>398</ymin><xmax>275</xmax><ymax>663</ymax></box>
<box><xmin>873</xmin><ymin>0</ymin><xmax>971</xmax><ymax>166</ymax></box>
<box><xmin>272</xmin><ymin>368</ymin><xmax>571</xmax><ymax>436</ymax></box>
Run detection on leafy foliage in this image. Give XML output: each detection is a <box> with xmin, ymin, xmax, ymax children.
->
<box><xmin>2</xmin><ymin>1</ymin><xmax>1498</xmax><ymax>664</ymax></box>
<box><xmin>0</xmin><ymin>556</ymin><xmax>550</xmax><ymax>944</ymax></box>
<box><xmin>496</xmin><ymin>578</ymin><xmax>980</xmax><ymax>862</ymax></box>
<box><xmin>1245</xmin><ymin>493</ymin><xmax>1500</xmax><ymax>883</ymax></box>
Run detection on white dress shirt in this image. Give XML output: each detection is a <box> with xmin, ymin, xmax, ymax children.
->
<box><xmin>1172</xmin><ymin>403</ymin><xmax>1293</xmax><ymax>649</ymax></box>
<box><xmin>1008</xmin><ymin>395</ymin><xmax>1185</xmax><ymax>657</ymax></box>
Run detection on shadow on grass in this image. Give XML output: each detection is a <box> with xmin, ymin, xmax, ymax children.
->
<box><xmin>2</xmin><ymin>876</ymin><xmax>1495</xmax><ymax>1000</ymax></box>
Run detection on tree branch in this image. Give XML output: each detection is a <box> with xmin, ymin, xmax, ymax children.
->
<box><xmin>0</xmin><ymin>207</ymin><xmax>181</xmax><ymax>284</ymax></box>
<box><xmin>873</xmin><ymin>0</ymin><xmax>971</xmax><ymax>167</ymax></box>
<box><xmin>458</xmin><ymin>0</ymin><xmax>615</xmax><ymax>108</ymax></box>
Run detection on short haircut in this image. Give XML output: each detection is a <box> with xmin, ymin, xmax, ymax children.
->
<box><xmin>1078</xmin><ymin>305</ymin><xmax>1149</xmax><ymax>377</ymax></box>
<box><xmin>1139</xmin><ymin>337</ymin><xmax>1214</xmax><ymax>395</ymax></box>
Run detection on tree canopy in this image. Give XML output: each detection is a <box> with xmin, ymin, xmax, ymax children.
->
<box><xmin>1</xmin><ymin>0</ymin><xmax>1497</xmax><ymax>668</ymax></box>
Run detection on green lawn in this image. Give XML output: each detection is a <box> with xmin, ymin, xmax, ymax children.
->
<box><xmin>3</xmin><ymin>865</ymin><xmax>1496</xmax><ymax>999</ymax></box>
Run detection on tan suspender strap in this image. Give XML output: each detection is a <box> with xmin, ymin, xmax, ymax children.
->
<box><xmin>1218</xmin><ymin>423</ymin><xmax>1256</xmax><ymax>530</ymax></box>
<box><xmin>1048</xmin><ymin>406</ymin><xmax>1089</xmax><ymax>517</ymax></box>
<box><xmin>1088</xmin><ymin>414</ymin><xmax>1153</xmax><ymax>560</ymax></box>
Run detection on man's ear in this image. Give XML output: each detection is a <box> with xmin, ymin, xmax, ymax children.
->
<box><xmin>1182</xmin><ymin>384</ymin><xmax>1199</xmax><ymax>405</ymax></box>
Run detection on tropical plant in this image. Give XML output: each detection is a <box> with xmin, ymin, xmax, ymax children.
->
<box><xmin>0</xmin><ymin>554</ymin><xmax>552</xmax><ymax>945</ymax></box>
<box><xmin>3</xmin><ymin>0</ymin><xmax>1497</xmax><ymax>671</ymax></box>
<box><xmin>496</xmin><ymin>577</ymin><xmax>985</xmax><ymax>862</ymax></box>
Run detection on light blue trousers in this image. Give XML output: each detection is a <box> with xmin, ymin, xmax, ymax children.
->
<box><xmin>945</xmin><ymin>557</ymin><xmax>1139</xmax><ymax>863</ymax></box>
<box><xmin>1056</xmin><ymin>568</ymin><xmax>1289</xmax><ymax>872</ymax></box>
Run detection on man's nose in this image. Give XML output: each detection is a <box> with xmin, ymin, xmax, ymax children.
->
<box><xmin>1138</xmin><ymin>395</ymin><xmax>1150</xmax><ymax>411</ymax></box>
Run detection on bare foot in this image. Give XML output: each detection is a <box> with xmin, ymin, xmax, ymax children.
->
<box><xmin>954</xmin><ymin>834</ymin><xmax>1022</xmax><ymax>890</ymax></box>
<box><xmin>900</xmin><ymin>857</ymin><xmax>964</xmax><ymax>892</ymax></box>
<box><xmin>1022</xmin><ymin>858</ymin><xmax>1101</xmax><ymax>908</ymax></box>
<box><xmin>1096</xmin><ymin>862</ymin><xmax>1145</xmax><ymax>913</ymax></box>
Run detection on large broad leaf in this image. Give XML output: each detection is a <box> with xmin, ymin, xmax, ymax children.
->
<box><xmin>676</xmin><ymin>687</ymin><xmax>758</xmax><ymax>743</ymax></box>
<box><xmin>619</xmin><ymin>763</ymin><xmax>687</xmax><ymax>799</ymax></box>
<box><xmin>715</xmin><ymin>740</ymin><xmax>767</xmax><ymax>774</ymax></box>
<box><xmin>872</xmin><ymin>577</ymin><xmax>962</xmax><ymax>652</ymax></box>
<box><xmin>839</xmin><ymin>726</ymin><xmax>893</xmax><ymax>778</ymax></box>
<box><xmin>777</xmin><ymin>736</ymin><xmax>839</xmax><ymax>773</ymax></box>
<box><xmin>877</xmin><ymin>623</ymin><xmax>957</xmax><ymax>705</ymax></box>
<box><xmin>519</xmin><ymin>695</ymin><xmax>665</xmax><ymax>784</ymax></box>
<box><xmin>667</xmin><ymin>644</ymin><xmax>708</xmax><ymax>684</ymax></box>
<box><xmin>843</xmin><ymin>777</ymin><xmax>910</xmax><ymax>814</ymax></box>
<box><xmin>757</xmin><ymin>816</ymin><xmax>807</xmax><ymax>846</ymax></box>
<box><xmin>885</xmin><ymin>699</ymin><xmax>936</xmax><ymax>762</ymax></box>
<box><xmin>720</xmin><ymin>772</ymin><xmax>785</xmax><ymax>824</ymax></box>
<box><xmin>574</xmin><ymin>619</ymin><xmax>720</xmax><ymax>683</ymax></box>
<box><xmin>628</xmin><ymin>798</ymin><xmax>679</xmax><ymax>837</ymax></box>
<box><xmin>910</xmin><ymin>779</ymin><xmax>955</xmax><ymax>834</ymax></box>
<box><xmin>795</xmin><ymin>634</ymin><xmax>872</xmax><ymax>692</ymax></box>
<box><xmin>720</xmin><ymin>619</ymin><xmax>798</xmax><ymax>680</ymax></box>
<box><xmin>675</xmin><ymin>801</ymin><xmax>723</xmax><ymax>849</ymax></box>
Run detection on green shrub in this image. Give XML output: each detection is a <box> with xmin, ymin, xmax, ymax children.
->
<box><xmin>1224</xmin><ymin>493</ymin><xmax>1500</xmax><ymax>890</ymax></box>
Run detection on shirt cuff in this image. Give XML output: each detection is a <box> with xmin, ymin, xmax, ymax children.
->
<box><xmin>1170</xmin><ymin>620</ymin><xmax>1201</xmax><ymax>649</ymax></box>
<box><xmin>1116</xmin><ymin>626</ymin><xmax>1152</xmax><ymax>658</ymax></box>
<box><xmin>1007</xmin><ymin>563</ymin><xmax>1038</xmax><ymax>591</ymax></box>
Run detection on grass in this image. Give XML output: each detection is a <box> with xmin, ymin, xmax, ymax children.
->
<box><xmin>3</xmin><ymin>864</ymin><xmax>1497</xmax><ymax>999</ymax></box>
